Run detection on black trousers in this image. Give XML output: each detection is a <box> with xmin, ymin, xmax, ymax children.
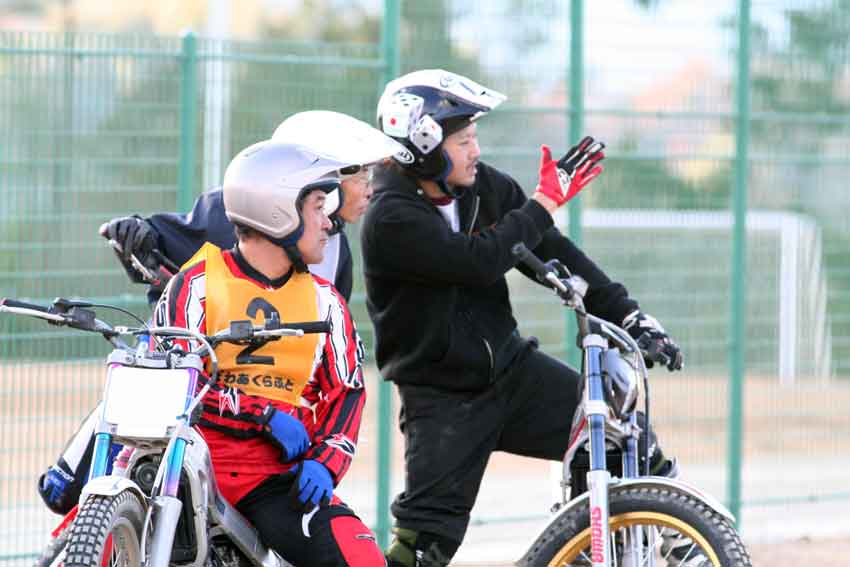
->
<box><xmin>391</xmin><ymin>342</ymin><xmax>583</xmax><ymax>543</ymax></box>
<box><xmin>237</xmin><ymin>474</ymin><xmax>382</xmax><ymax>567</ymax></box>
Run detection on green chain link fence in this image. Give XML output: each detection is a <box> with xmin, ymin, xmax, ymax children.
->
<box><xmin>2</xmin><ymin>0</ymin><xmax>849</xmax><ymax>561</ymax></box>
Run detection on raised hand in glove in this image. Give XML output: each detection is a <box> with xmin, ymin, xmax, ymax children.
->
<box><xmin>99</xmin><ymin>216</ymin><xmax>159</xmax><ymax>283</ymax></box>
<box><xmin>260</xmin><ymin>406</ymin><xmax>311</xmax><ymax>462</ymax></box>
<box><xmin>623</xmin><ymin>310</ymin><xmax>684</xmax><ymax>371</ymax></box>
<box><xmin>289</xmin><ymin>459</ymin><xmax>333</xmax><ymax>512</ymax></box>
<box><xmin>535</xmin><ymin>136</ymin><xmax>605</xmax><ymax>208</ymax></box>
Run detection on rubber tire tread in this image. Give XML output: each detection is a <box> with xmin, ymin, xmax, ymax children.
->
<box><xmin>63</xmin><ymin>492</ymin><xmax>145</xmax><ymax>567</ymax></box>
<box><xmin>519</xmin><ymin>486</ymin><xmax>752</xmax><ymax>567</ymax></box>
<box><xmin>33</xmin><ymin>529</ymin><xmax>69</xmax><ymax>567</ymax></box>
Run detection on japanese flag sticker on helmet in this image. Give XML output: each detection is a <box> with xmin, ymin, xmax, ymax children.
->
<box><xmin>381</xmin><ymin>93</ymin><xmax>425</xmax><ymax>138</ymax></box>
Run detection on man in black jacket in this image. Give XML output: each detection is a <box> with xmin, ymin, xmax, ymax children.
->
<box><xmin>362</xmin><ymin>70</ymin><xmax>684</xmax><ymax>566</ymax></box>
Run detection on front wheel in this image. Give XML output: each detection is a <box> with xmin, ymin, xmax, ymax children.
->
<box><xmin>520</xmin><ymin>486</ymin><xmax>752</xmax><ymax>567</ymax></box>
<box><xmin>63</xmin><ymin>491</ymin><xmax>145</xmax><ymax>567</ymax></box>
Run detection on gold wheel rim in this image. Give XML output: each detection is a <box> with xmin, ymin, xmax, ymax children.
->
<box><xmin>546</xmin><ymin>511</ymin><xmax>721</xmax><ymax>567</ymax></box>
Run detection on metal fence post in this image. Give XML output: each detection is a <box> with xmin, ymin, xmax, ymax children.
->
<box><xmin>729</xmin><ymin>0</ymin><xmax>751</xmax><ymax>525</ymax></box>
<box><xmin>376</xmin><ymin>0</ymin><xmax>401</xmax><ymax>550</ymax></box>
<box><xmin>178</xmin><ymin>31</ymin><xmax>198</xmax><ymax>212</ymax></box>
<box><xmin>566</xmin><ymin>0</ymin><xmax>585</xmax><ymax>370</ymax></box>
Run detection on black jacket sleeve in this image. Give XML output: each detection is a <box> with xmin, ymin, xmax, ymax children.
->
<box><xmin>366</xmin><ymin>188</ymin><xmax>554</xmax><ymax>288</ymax></box>
<box><xmin>144</xmin><ymin>188</ymin><xmax>237</xmax><ymax>306</ymax></box>
<box><xmin>146</xmin><ymin>188</ymin><xmax>236</xmax><ymax>269</ymax></box>
<box><xmin>499</xmin><ymin>179</ymin><xmax>639</xmax><ymax>325</ymax></box>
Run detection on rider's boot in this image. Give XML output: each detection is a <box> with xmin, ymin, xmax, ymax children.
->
<box><xmin>384</xmin><ymin>527</ymin><xmax>458</xmax><ymax>567</ymax></box>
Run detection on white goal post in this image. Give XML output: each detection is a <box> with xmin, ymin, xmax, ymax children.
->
<box><xmin>557</xmin><ymin>208</ymin><xmax>833</xmax><ymax>384</ymax></box>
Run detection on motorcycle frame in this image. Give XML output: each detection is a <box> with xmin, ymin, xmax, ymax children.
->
<box><xmin>79</xmin><ymin>338</ymin><xmax>295</xmax><ymax>567</ymax></box>
<box><xmin>522</xmin><ymin>301</ymin><xmax>736</xmax><ymax>566</ymax></box>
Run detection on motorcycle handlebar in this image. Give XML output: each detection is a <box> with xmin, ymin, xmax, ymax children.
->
<box><xmin>279</xmin><ymin>321</ymin><xmax>331</xmax><ymax>335</ymax></box>
<box><xmin>0</xmin><ymin>298</ymin><xmax>70</xmax><ymax>324</ymax></box>
<box><xmin>0</xmin><ymin>298</ymin><xmax>52</xmax><ymax>313</ymax></box>
<box><xmin>511</xmin><ymin>242</ymin><xmax>551</xmax><ymax>279</ymax></box>
<box><xmin>512</xmin><ymin>243</ymin><xmax>585</xmax><ymax>309</ymax></box>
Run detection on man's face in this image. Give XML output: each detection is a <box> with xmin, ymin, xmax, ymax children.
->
<box><xmin>297</xmin><ymin>190</ymin><xmax>332</xmax><ymax>264</ymax></box>
<box><xmin>443</xmin><ymin>122</ymin><xmax>481</xmax><ymax>188</ymax></box>
<box><xmin>338</xmin><ymin>166</ymin><xmax>374</xmax><ymax>223</ymax></box>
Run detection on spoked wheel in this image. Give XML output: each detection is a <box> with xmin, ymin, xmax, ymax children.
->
<box><xmin>63</xmin><ymin>491</ymin><xmax>145</xmax><ymax>567</ymax></box>
<box><xmin>521</xmin><ymin>486</ymin><xmax>752</xmax><ymax>567</ymax></box>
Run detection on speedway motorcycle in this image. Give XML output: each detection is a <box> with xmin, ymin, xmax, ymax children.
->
<box><xmin>512</xmin><ymin>244</ymin><xmax>752</xmax><ymax>567</ymax></box>
<box><xmin>2</xmin><ymin>297</ymin><xmax>329</xmax><ymax>567</ymax></box>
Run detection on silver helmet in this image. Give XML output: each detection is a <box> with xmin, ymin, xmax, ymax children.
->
<box><xmin>223</xmin><ymin>140</ymin><xmax>353</xmax><ymax>248</ymax></box>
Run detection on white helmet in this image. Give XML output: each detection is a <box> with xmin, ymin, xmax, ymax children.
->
<box><xmin>376</xmin><ymin>69</ymin><xmax>506</xmax><ymax>186</ymax></box>
<box><xmin>272</xmin><ymin>110</ymin><xmax>410</xmax><ymax>167</ymax></box>
<box><xmin>223</xmin><ymin>140</ymin><xmax>354</xmax><ymax>251</ymax></box>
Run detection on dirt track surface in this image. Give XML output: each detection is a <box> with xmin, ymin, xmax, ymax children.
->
<box><xmin>746</xmin><ymin>537</ymin><xmax>850</xmax><ymax>566</ymax></box>
<box><xmin>453</xmin><ymin>536</ymin><xmax>850</xmax><ymax>566</ymax></box>
<box><xmin>2</xmin><ymin>363</ymin><xmax>849</xmax><ymax>566</ymax></box>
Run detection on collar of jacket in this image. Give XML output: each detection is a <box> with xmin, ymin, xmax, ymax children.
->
<box><xmin>372</xmin><ymin>163</ymin><xmax>482</xmax><ymax>229</ymax></box>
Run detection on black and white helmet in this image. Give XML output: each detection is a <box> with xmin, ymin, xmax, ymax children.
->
<box><xmin>376</xmin><ymin>69</ymin><xmax>506</xmax><ymax>184</ymax></box>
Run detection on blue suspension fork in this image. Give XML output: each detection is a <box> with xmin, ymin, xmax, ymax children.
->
<box><xmin>88</xmin><ymin>432</ymin><xmax>113</xmax><ymax>482</ymax></box>
<box><xmin>89</xmin><ymin>336</ymin><xmax>153</xmax><ymax>483</ymax></box>
<box><xmin>583</xmin><ymin>334</ymin><xmax>612</xmax><ymax>567</ymax></box>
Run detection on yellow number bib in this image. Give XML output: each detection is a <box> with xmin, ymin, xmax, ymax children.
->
<box><xmin>186</xmin><ymin>243</ymin><xmax>321</xmax><ymax>404</ymax></box>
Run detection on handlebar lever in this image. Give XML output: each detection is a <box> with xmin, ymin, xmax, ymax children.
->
<box><xmin>511</xmin><ymin>243</ymin><xmax>587</xmax><ymax>309</ymax></box>
<box><xmin>228</xmin><ymin>320</ymin><xmax>255</xmax><ymax>341</ymax></box>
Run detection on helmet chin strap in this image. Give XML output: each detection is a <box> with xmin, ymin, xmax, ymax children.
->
<box><xmin>284</xmin><ymin>244</ymin><xmax>310</xmax><ymax>273</ymax></box>
<box><xmin>327</xmin><ymin>215</ymin><xmax>345</xmax><ymax>236</ymax></box>
<box><xmin>435</xmin><ymin>151</ymin><xmax>463</xmax><ymax>199</ymax></box>
<box><xmin>262</xmin><ymin>226</ymin><xmax>310</xmax><ymax>273</ymax></box>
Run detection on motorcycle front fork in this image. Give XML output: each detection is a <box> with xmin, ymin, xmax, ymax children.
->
<box><xmin>582</xmin><ymin>335</ymin><xmax>645</xmax><ymax>567</ymax></box>
<box><xmin>583</xmin><ymin>335</ymin><xmax>612</xmax><ymax>567</ymax></box>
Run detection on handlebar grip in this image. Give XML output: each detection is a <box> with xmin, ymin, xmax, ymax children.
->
<box><xmin>284</xmin><ymin>321</ymin><xmax>332</xmax><ymax>334</ymax></box>
<box><xmin>0</xmin><ymin>298</ymin><xmax>51</xmax><ymax>313</ymax></box>
<box><xmin>511</xmin><ymin>243</ymin><xmax>551</xmax><ymax>279</ymax></box>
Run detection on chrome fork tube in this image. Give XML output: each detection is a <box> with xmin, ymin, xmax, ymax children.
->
<box><xmin>583</xmin><ymin>334</ymin><xmax>611</xmax><ymax>567</ymax></box>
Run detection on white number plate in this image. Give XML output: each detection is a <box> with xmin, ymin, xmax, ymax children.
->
<box><xmin>102</xmin><ymin>365</ymin><xmax>196</xmax><ymax>439</ymax></box>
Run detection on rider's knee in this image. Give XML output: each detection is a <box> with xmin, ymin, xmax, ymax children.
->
<box><xmin>329</xmin><ymin>515</ymin><xmax>384</xmax><ymax>567</ymax></box>
<box><xmin>385</xmin><ymin>527</ymin><xmax>459</xmax><ymax>567</ymax></box>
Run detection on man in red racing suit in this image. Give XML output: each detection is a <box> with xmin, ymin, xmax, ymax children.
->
<box><xmin>153</xmin><ymin>139</ymin><xmax>384</xmax><ymax>567</ymax></box>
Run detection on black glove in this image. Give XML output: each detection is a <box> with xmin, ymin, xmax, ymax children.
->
<box><xmin>623</xmin><ymin>310</ymin><xmax>684</xmax><ymax>371</ymax></box>
<box><xmin>534</xmin><ymin>259</ymin><xmax>571</xmax><ymax>286</ymax></box>
<box><xmin>99</xmin><ymin>216</ymin><xmax>158</xmax><ymax>283</ymax></box>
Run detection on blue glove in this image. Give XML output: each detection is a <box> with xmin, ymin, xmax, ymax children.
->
<box><xmin>38</xmin><ymin>465</ymin><xmax>75</xmax><ymax>514</ymax></box>
<box><xmin>289</xmin><ymin>460</ymin><xmax>333</xmax><ymax>511</ymax></box>
<box><xmin>261</xmin><ymin>407</ymin><xmax>310</xmax><ymax>462</ymax></box>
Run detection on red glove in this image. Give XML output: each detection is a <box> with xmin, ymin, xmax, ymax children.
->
<box><xmin>536</xmin><ymin>136</ymin><xmax>605</xmax><ymax>206</ymax></box>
